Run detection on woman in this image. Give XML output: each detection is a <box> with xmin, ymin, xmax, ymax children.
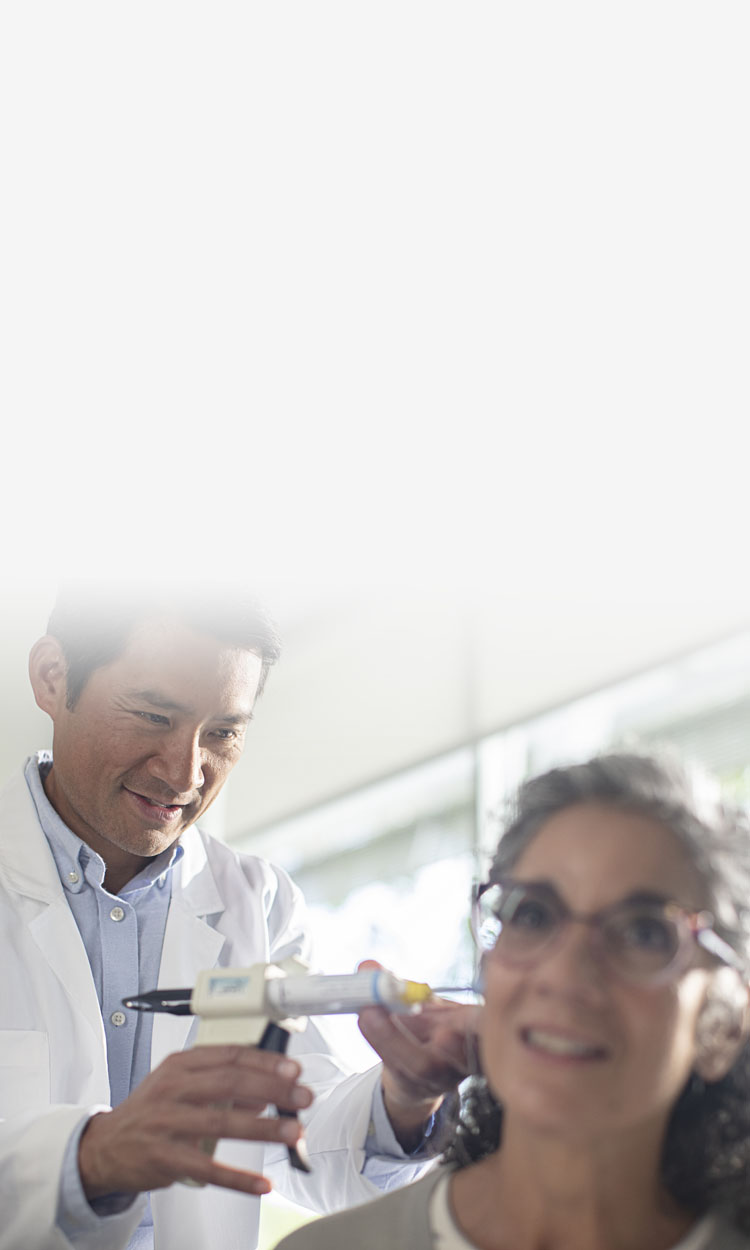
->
<box><xmin>274</xmin><ymin>752</ymin><xmax>750</xmax><ymax>1249</ymax></box>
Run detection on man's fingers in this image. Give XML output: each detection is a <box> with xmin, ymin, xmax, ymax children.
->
<box><xmin>79</xmin><ymin>1101</ymin><xmax>307</xmax><ymax>1198</ymax></box>
<box><xmin>78</xmin><ymin>1044</ymin><xmax>313</xmax><ymax>1200</ymax></box>
<box><xmin>360</xmin><ymin>1000</ymin><xmax>479</xmax><ymax>1056</ymax></box>
<box><xmin>359</xmin><ymin>1004</ymin><xmax>466</xmax><ymax>1063</ymax></box>
<box><xmin>166</xmin><ymin>1044</ymin><xmax>301</xmax><ymax>1080</ymax></box>
<box><xmin>171</xmin><ymin>1067</ymin><xmax>312</xmax><ymax>1114</ymax></box>
<box><xmin>358</xmin><ymin>1003</ymin><xmax>475</xmax><ymax>1095</ymax></box>
<box><xmin>142</xmin><ymin>1100</ymin><xmax>306</xmax><ymax>1145</ymax></box>
<box><xmin>153</xmin><ymin>1049</ymin><xmax>312</xmax><ymax>1113</ymax></box>
<box><xmin>358</xmin><ymin>1010</ymin><xmax>447</xmax><ymax>1091</ymax></box>
<box><xmin>156</xmin><ymin>1143</ymin><xmax>274</xmax><ymax>1196</ymax></box>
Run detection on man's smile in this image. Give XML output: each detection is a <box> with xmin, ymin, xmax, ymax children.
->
<box><xmin>123</xmin><ymin>786</ymin><xmax>191</xmax><ymax>822</ymax></box>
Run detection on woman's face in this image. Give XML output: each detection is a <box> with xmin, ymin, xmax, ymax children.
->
<box><xmin>479</xmin><ymin>802</ymin><xmax>731</xmax><ymax>1144</ymax></box>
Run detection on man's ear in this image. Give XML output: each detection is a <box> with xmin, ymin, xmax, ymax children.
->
<box><xmin>29</xmin><ymin>636</ymin><xmax>69</xmax><ymax>718</ymax></box>
<box><xmin>693</xmin><ymin>969</ymin><xmax>750</xmax><ymax>1083</ymax></box>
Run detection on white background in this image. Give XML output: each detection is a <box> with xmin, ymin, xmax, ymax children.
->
<box><xmin>0</xmin><ymin>1</ymin><xmax>748</xmax><ymax>830</ymax></box>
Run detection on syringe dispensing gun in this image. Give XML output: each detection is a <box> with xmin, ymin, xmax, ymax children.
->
<box><xmin>124</xmin><ymin>959</ymin><xmax>464</xmax><ymax>1175</ymax></box>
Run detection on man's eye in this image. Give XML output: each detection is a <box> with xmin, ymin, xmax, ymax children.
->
<box><xmin>137</xmin><ymin>711</ymin><xmax>169</xmax><ymax>726</ymax></box>
<box><xmin>213</xmin><ymin>728</ymin><xmax>239</xmax><ymax>741</ymax></box>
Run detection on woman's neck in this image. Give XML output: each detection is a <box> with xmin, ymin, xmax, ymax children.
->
<box><xmin>449</xmin><ymin>1119</ymin><xmax>696</xmax><ymax>1250</ymax></box>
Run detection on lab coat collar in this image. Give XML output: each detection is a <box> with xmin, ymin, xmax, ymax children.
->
<box><xmin>174</xmin><ymin>822</ymin><xmax>226</xmax><ymax>917</ymax></box>
<box><xmin>0</xmin><ymin>766</ymin><xmax>108</xmax><ymax>1064</ymax></box>
<box><xmin>0</xmin><ymin>765</ymin><xmax>68</xmax><ymax>903</ymax></box>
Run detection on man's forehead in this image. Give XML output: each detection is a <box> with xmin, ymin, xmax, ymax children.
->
<box><xmin>111</xmin><ymin>618</ymin><xmax>264</xmax><ymax>702</ymax></box>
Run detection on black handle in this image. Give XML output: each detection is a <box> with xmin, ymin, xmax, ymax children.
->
<box><xmin>258</xmin><ymin>1022</ymin><xmax>311</xmax><ymax>1173</ymax></box>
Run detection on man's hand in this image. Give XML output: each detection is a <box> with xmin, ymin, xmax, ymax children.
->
<box><xmin>356</xmin><ymin>961</ymin><xmax>478</xmax><ymax>1153</ymax></box>
<box><xmin>78</xmin><ymin>1044</ymin><xmax>312</xmax><ymax>1199</ymax></box>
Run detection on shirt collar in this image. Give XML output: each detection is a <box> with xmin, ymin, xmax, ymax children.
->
<box><xmin>25</xmin><ymin>751</ymin><xmax>184</xmax><ymax>897</ymax></box>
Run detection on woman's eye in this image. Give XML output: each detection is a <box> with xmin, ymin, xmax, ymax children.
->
<box><xmin>507</xmin><ymin>899</ymin><xmax>556</xmax><ymax>932</ymax></box>
<box><xmin>617</xmin><ymin>915</ymin><xmax>673</xmax><ymax>951</ymax></box>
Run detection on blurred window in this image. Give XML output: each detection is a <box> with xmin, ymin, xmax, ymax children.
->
<box><xmin>238</xmin><ymin>629</ymin><xmax>750</xmax><ymax>1072</ymax></box>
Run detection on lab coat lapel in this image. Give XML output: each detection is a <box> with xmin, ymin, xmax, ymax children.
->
<box><xmin>27</xmin><ymin>901</ymin><xmax>107</xmax><ymax>1050</ymax></box>
<box><xmin>151</xmin><ymin>826</ymin><xmax>227</xmax><ymax>1068</ymax></box>
<box><xmin>0</xmin><ymin>768</ymin><xmax>107</xmax><ymax>1057</ymax></box>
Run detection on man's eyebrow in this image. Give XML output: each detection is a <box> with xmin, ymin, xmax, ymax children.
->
<box><xmin>124</xmin><ymin>689</ymin><xmax>253</xmax><ymax>723</ymax></box>
<box><xmin>126</xmin><ymin>688</ymin><xmax>192</xmax><ymax>713</ymax></box>
<box><xmin>215</xmin><ymin>710</ymin><xmax>254</xmax><ymax>726</ymax></box>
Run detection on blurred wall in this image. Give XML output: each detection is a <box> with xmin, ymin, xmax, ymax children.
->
<box><xmin>4</xmin><ymin>576</ymin><xmax>749</xmax><ymax>844</ymax></box>
<box><xmin>224</xmin><ymin>580</ymin><xmax>750</xmax><ymax>840</ymax></box>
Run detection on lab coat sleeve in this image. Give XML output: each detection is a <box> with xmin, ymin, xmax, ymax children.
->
<box><xmin>261</xmin><ymin>1054</ymin><xmax>388</xmax><ymax>1211</ymax></box>
<box><xmin>0</xmin><ymin>1105</ymin><xmax>145</xmax><ymax>1250</ymax></box>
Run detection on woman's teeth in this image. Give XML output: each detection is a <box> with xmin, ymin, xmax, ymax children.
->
<box><xmin>524</xmin><ymin>1029</ymin><xmax>603</xmax><ymax>1058</ymax></box>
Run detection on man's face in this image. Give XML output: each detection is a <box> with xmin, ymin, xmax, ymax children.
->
<box><xmin>40</xmin><ymin>616</ymin><xmax>262</xmax><ymax>879</ymax></box>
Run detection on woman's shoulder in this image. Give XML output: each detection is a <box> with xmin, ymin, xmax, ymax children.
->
<box><xmin>698</xmin><ymin>1212</ymin><xmax>750</xmax><ymax>1250</ymax></box>
<box><xmin>712</xmin><ymin>1221</ymin><xmax>750</xmax><ymax>1249</ymax></box>
<box><xmin>273</xmin><ymin>1166</ymin><xmax>447</xmax><ymax>1250</ymax></box>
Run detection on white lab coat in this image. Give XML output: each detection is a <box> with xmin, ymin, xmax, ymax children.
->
<box><xmin>0</xmin><ymin>766</ymin><xmax>392</xmax><ymax>1250</ymax></box>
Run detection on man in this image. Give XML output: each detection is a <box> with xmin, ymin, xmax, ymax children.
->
<box><xmin>0</xmin><ymin>582</ymin><xmax>470</xmax><ymax>1250</ymax></box>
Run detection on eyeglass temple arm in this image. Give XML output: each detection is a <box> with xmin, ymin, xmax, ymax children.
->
<box><xmin>695</xmin><ymin>925</ymin><xmax>745</xmax><ymax>974</ymax></box>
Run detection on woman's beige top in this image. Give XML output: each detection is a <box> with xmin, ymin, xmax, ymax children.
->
<box><xmin>428</xmin><ymin>1171</ymin><xmax>718</xmax><ymax>1250</ymax></box>
<box><xmin>273</xmin><ymin>1165</ymin><xmax>750</xmax><ymax>1250</ymax></box>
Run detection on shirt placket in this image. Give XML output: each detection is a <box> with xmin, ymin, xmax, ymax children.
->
<box><xmin>97</xmin><ymin>890</ymin><xmax>139</xmax><ymax>1108</ymax></box>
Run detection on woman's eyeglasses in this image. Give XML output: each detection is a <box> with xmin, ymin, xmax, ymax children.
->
<box><xmin>472</xmin><ymin>879</ymin><xmax>744</xmax><ymax>985</ymax></box>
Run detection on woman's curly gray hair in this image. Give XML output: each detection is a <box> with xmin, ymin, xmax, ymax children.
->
<box><xmin>443</xmin><ymin>751</ymin><xmax>750</xmax><ymax>1230</ymax></box>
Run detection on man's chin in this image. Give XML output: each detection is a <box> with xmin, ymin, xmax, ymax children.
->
<box><xmin>112</xmin><ymin>825</ymin><xmax>184</xmax><ymax>860</ymax></box>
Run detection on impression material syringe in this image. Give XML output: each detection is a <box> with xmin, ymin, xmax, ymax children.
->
<box><xmin>123</xmin><ymin>966</ymin><xmax>467</xmax><ymax>1021</ymax></box>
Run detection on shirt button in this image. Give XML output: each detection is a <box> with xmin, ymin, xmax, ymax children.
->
<box><xmin>110</xmin><ymin>906</ymin><xmax>125</xmax><ymax>922</ymax></box>
<box><xmin>67</xmin><ymin>871</ymin><xmax>80</xmax><ymax>884</ymax></box>
<box><xmin>110</xmin><ymin>1011</ymin><xmax>127</xmax><ymax>1027</ymax></box>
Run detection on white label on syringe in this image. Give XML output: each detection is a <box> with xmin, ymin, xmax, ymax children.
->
<box><xmin>265</xmin><ymin>970</ymin><xmax>410</xmax><ymax>1016</ymax></box>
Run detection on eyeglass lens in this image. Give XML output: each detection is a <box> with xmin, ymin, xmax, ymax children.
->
<box><xmin>476</xmin><ymin>883</ymin><xmax>688</xmax><ymax>982</ymax></box>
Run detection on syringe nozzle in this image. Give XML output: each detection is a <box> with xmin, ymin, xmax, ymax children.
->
<box><xmin>400</xmin><ymin>980</ymin><xmax>434</xmax><ymax>1006</ymax></box>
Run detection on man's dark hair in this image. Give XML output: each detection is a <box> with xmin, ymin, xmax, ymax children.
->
<box><xmin>47</xmin><ymin>579</ymin><xmax>282</xmax><ymax>709</ymax></box>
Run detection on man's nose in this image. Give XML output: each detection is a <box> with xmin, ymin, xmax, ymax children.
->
<box><xmin>149</xmin><ymin>731</ymin><xmax>205</xmax><ymax>795</ymax></box>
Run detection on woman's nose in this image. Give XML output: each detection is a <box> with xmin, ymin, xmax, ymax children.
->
<box><xmin>531</xmin><ymin>919</ymin><xmax>609</xmax><ymax>996</ymax></box>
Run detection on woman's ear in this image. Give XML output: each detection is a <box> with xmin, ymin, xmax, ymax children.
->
<box><xmin>28</xmin><ymin>636</ymin><xmax>68</xmax><ymax>718</ymax></box>
<box><xmin>693</xmin><ymin>969</ymin><xmax>750</xmax><ymax>1083</ymax></box>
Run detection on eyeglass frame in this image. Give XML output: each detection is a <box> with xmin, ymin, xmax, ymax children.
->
<box><xmin>471</xmin><ymin>877</ymin><xmax>746</xmax><ymax>985</ymax></box>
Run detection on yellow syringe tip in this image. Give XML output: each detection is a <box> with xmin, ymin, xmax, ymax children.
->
<box><xmin>401</xmin><ymin>980</ymin><xmax>434</xmax><ymax>1005</ymax></box>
